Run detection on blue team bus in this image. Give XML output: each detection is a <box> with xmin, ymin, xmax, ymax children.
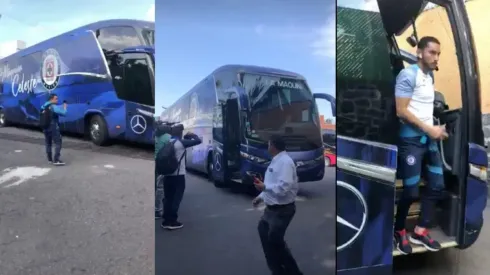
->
<box><xmin>160</xmin><ymin>65</ymin><xmax>335</xmax><ymax>187</ymax></box>
<box><xmin>337</xmin><ymin>0</ymin><xmax>487</xmax><ymax>274</ymax></box>
<box><xmin>0</xmin><ymin>19</ymin><xmax>155</xmax><ymax>145</ymax></box>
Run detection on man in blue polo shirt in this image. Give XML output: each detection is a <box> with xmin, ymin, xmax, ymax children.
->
<box><xmin>393</xmin><ymin>36</ymin><xmax>448</xmax><ymax>255</ymax></box>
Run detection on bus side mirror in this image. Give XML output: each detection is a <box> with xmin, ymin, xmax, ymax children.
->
<box><xmin>313</xmin><ymin>93</ymin><xmax>336</xmax><ymax>118</ymax></box>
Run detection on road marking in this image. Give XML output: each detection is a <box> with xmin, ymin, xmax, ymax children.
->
<box><xmin>14</xmin><ymin>150</ymin><xmax>22</xmax><ymax>153</ymax></box>
<box><xmin>0</xmin><ymin>166</ymin><xmax>51</xmax><ymax>188</ymax></box>
<box><xmin>103</xmin><ymin>164</ymin><xmax>115</xmax><ymax>169</ymax></box>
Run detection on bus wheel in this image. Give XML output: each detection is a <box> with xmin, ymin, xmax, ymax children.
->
<box><xmin>89</xmin><ymin>115</ymin><xmax>109</xmax><ymax>146</ymax></box>
<box><xmin>0</xmin><ymin>109</ymin><xmax>7</xmax><ymax>127</ymax></box>
<box><xmin>207</xmin><ymin>155</ymin><xmax>214</xmax><ymax>182</ymax></box>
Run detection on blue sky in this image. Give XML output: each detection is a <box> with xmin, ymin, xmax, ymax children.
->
<box><xmin>0</xmin><ymin>0</ymin><xmax>154</xmax><ymax>54</ymax></box>
<box><xmin>155</xmin><ymin>0</ymin><xmax>335</xmax><ymax>119</ymax></box>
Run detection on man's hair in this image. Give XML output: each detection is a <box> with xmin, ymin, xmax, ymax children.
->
<box><xmin>48</xmin><ymin>93</ymin><xmax>58</xmax><ymax>100</ymax></box>
<box><xmin>155</xmin><ymin>124</ymin><xmax>171</xmax><ymax>138</ymax></box>
<box><xmin>269</xmin><ymin>135</ymin><xmax>286</xmax><ymax>151</ymax></box>
<box><xmin>417</xmin><ymin>36</ymin><xmax>440</xmax><ymax>50</ymax></box>
<box><xmin>171</xmin><ymin>124</ymin><xmax>184</xmax><ymax>137</ymax></box>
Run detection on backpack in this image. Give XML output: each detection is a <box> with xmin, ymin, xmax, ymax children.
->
<box><xmin>39</xmin><ymin>106</ymin><xmax>52</xmax><ymax>129</ymax></box>
<box><xmin>156</xmin><ymin>139</ymin><xmax>186</xmax><ymax>175</ymax></box>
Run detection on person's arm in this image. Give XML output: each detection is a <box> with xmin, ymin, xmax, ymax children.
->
<box><xmin>51</xmin><ymin>105</ymin><xmax>67</xmax><ymax>116</ymax></box>
<box><xmin>395</xmin><ymin>69</ymin><xmax>431</xmax><ymax>134</ymax></box>
<box><xmin>180</xmin><ymin>133</ymin><xmax>202</xmax><ymax>148</ymax></box>
<box><xmin>263</xmin><ymin>160</ymin><xmax>296</xmax><ymax>197</ymax></box>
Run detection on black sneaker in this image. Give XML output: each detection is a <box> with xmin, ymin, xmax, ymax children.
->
<box><xmin>53</xmin><ymin>160</ymin><xmax>66</xmax><ymax>166</ymax></box>
<box><xmin>409</xmin><ymin>229</ymin><xmax>442</xmax><ymax>252</ymax></box>
<box><xmin>394</xmin><ymin>229</ymin><xmax>413</xmax><ymax>255</ymax></box>
<box><xmin>161</xmin><ymin>221</ymin><xmax>184</xmax><ymax>230</ymax></box>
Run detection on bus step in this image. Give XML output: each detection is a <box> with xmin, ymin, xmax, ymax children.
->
<box><xmin>392</xmin><ymin>226</ymin><xmax>457</xmax><ymax>256</ymax></box>
<box><xmin>394</xmin><ymin>201</ymin><xmax>420</xmax><ymax>217</ymax></box>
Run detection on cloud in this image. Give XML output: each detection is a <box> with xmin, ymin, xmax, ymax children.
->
<box><xmin>3</xmin><ymin>3</ymin><xmax>155</xmax><ymax>47</ymax></box>
<box><xmin>254</xmin><ymin>24</ymin><xmax>264</xmax><ymax>35</ymax></box>
<box><xmin>311</xmin><ymin>19</ymin><xmax>335</xmax><ymax>58</ymax></box>
<box><xmin>146</xmin><ymin>4</ymin><xmax>155</xmax><ymax>22</ymax></box>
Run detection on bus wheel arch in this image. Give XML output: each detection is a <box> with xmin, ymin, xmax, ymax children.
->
<box><xmin>85</xmin><ymin>113</ymin><xmax>109</xmax><ymax>146</ymax></box>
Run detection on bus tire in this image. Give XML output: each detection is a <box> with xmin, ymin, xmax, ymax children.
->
<box><xmin>207</xmin><ymin>153</ymin><xmax>214</xmax><ymax>182</ymax></box>
<box><xmin>88</xmin><ymin>115</ymin><xmax>109</xmax><ymax>146</ymax></box>
<box><xmin>0</xmin><ymin>109</ymin><xmax>7</xmax><ymax>127</ymax></box>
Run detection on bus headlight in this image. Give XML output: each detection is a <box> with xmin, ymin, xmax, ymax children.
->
<box><xmin>240</xmin><ymin>152</ymin><xmax>269</xmax><ymax>164</ymax></box>
<box><xmin>469</xmin><ymin>163</ymin><xmax>488</xmax><ymax>182</ymax></box>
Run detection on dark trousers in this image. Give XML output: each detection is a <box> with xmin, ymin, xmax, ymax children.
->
<box><xmin>394</xmin><ymin>137</ymin><xmax>445</xmax><ymax>230</ymax></box>
<box><xmin>163</xmin><ymin>175</ymin><xmax>186</xmax><ymax>222</ymax></box>
<box><xmin>44</xmin><ymin>124</ymin><xmax>62</xmax><ymax>161</ymax></box>
<box><xmin>258</xmin><ymin>203</ymin><xmax>302</xmax><ymax>275</ymax></box>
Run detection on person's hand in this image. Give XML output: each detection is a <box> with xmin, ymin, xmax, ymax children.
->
<box><xmin>252</xmin><ymin>196</ymin><xmax>263</xmax><ymax>207</ymax></box>
<box><xmin>63</xmin><ymin>103</ymin><xmax>67</xmax><ymax>109</ymax></box>
<box><xmin>253</xmin><ymin>177</ymin><xmax>265</xmax><ymax>191</ymax></box>
<box><xmin>426</xmin><ymin>125</ymin><xmax>448</xmax><ymax>140</ymax></box>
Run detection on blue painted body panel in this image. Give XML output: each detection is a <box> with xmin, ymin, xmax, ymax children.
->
<box><xmin>337</xmin><ymin>136</ymin><xmax>397</xmax><ymax>274</ymax></box>
<box><xmin>0</xmin><ymin>20</ymin><xmax>155</xmax><ymax>144</ymax></box>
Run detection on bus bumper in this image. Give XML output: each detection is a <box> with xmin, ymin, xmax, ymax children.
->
<box><xmin>239</xmin><ymin>158</ymin><xmax>325</xmax><ymax>184</ymax></box>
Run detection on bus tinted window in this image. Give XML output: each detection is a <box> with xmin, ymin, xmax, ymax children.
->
<box><xmin>97</xmin><ymin>26</ymin><xmax>141</xmax><ymax>51</ymax></box>
<box><xmin>337</xmin><ymin>1</ymin><xmax>398</xmax><ymax>144</ymax></box>
<box><xmin>109</xmin><ymin>53</ymin><xmax>153</xmax><ymax>106</ymax></box>
<box><xmin>142</xmin><ymin>29</ymin><xmax>155</xmax><ymax>46</ymax></box>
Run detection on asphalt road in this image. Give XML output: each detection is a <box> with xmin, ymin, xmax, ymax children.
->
<box><xmin>155</xmin><ymin>168</ymin><xmax>336</xmax><ymax>275</ymax></box>
<box><xmin>0</xmin><ymin>127</ymin><xmax>153</xmax><ymax>275</ymax></box>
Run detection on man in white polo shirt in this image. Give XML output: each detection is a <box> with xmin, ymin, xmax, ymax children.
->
<box><xmin>252</xmin><ymin>135</ymin><xmax>303</xmax><ymax>275</ymax></box>
<box><xmin>393</xmin><ymin>36</ymin><xmax>448</xmax><ymax>255</ymax></box>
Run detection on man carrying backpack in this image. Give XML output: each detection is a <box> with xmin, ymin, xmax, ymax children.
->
<box><xmin>156</xmin><ymin>124</ymin><xmax>202</xmax><ymax>230</ymax></box>
<box><xmin>40</xmin><ymin>93</ymin><xmax>67</xmax><ymax>166</ymax></box>
<box><xmin>155</xmin><ymin>123</ymin><xmax>171</xmax><ymax>219</ymax></box>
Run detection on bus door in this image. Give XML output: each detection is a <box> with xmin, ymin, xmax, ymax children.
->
<box><xmin>109</xmin><ymin>51</ymin><xmax>155</xmax><ymax>144</ymax></box>
<box><xmin>211</xmin><ymin>98</ymin><xmax>241</xmax><ymax>185</ymax></box>
<box><xmin>378</xmin><ymin>0</ymin><xmax>487</xmax><ymax>251</ymax></box>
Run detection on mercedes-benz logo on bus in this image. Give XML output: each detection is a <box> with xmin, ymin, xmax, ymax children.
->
<box><xmin>336</xmin><ymin>180</ymin><xmax>368</xmax><ymax>252</ymax></box>
<box><xmin>130</xmin><ymin>115</ymin><xmax>147</xmax><ymax>134</ymax></box>
<box><xmin>215</xmin><ymin>153</ymin><xmax>222</xmax><ymax>171</ymax></box>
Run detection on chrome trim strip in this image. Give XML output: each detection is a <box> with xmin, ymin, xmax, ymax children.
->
<box><xmin>337</xmin><ymin>156</ymin><xmax>396</xmax><ymax>183</ymax></box>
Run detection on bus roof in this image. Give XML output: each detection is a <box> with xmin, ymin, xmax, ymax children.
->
<box><xmin>212</xmin><ymin>64</ymin><xmax>306</xmax><ymax>80</ymax></box>
<box><xmin>1</xmin><ymin>19</ymin><xmax>154</xmax><ymax>60</ymax></box>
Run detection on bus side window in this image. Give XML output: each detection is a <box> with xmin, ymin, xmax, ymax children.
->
<box><xmin>110</xmin><ymin>53</ymin><xmax>153</xmax><ymax>106</ymax></box>
<box><xmin>97</xmin><ymin>26</ymin><xmax>141</xmax><ymax>52</ymax></box>
<box><xmin>122</xmin><ymin>53</ymin><xmax>154</xmax><ymax>106</ymax></box>
<box><xmin>337</xmin><ymin>6</ymin><xmax>398</xmax><ymax>144</ymax></box>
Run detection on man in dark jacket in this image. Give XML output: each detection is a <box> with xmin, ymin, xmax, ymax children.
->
<box><xmin>41</xmin><ymin>94</ymin><xmax>67</xmax><ymax>165</ymax></box>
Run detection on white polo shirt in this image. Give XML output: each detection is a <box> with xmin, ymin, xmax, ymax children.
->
<box><xmin>259</xmin><ymin>151</ymin><xmax>299</xmax><ymax>206</ymax></box>
<box><xmin>395</xmin><ymin>64</ymin><xmax>435</xmax><ymax>137</ymax></box>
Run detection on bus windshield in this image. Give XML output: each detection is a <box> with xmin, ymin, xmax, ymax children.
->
<box><xmin>142</xmin><ymin>29</ymin><xmax>155</xmax><ymax>46</ymax></box>
<box><xmin>242</xmin><ymin>73</ymin><xmax>321</xmax><ymax>149</ymax></box>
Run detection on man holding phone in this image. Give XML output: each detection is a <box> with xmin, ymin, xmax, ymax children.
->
<box><xmin>252</xmin><ymin>135</ymin><xmax>303</xmax><ymax>275</ymax></box>
<box><xmin>40</xmin><ymin>94</ymin><xmax>67</xmax><ymax>166</ymax></box>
